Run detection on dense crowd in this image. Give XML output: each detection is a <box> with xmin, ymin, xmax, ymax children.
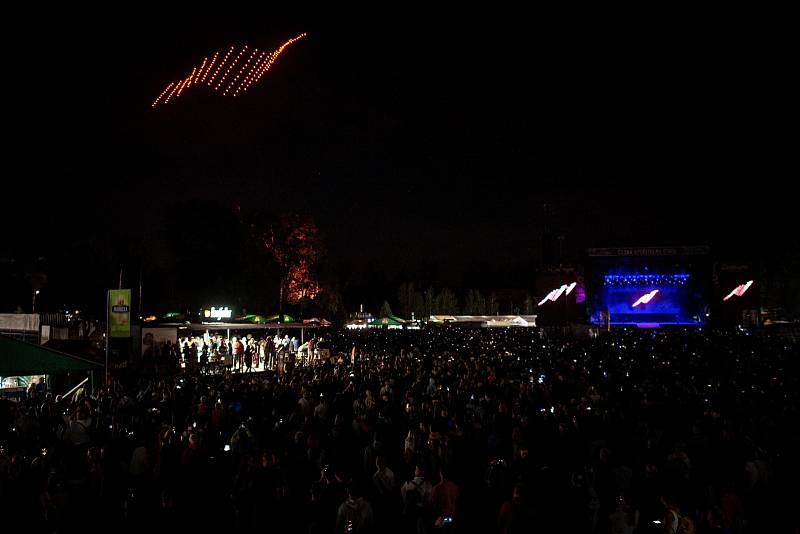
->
<box><xmin>143</xmin><ymin>332</ymin><xmax>329</xmax><ymax>375</ymax></box>
<box><xmin>1</xmin><ymin>327</ymin><xmax>798</xmax><ymax>533</ymax></box>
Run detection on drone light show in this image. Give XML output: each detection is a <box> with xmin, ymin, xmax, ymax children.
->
<box><xmin>151</xmin><ymin>33</ymin><xmax>307</xmax><ymax>107</ymax></box>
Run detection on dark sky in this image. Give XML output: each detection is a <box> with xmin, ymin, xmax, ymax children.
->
<box><xmin>2</xmin><ymin>10</ymin><xmax>794</xmax><ymax>315</ymax></box>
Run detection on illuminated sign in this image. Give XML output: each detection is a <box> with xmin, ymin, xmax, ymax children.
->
<box><xmin>204</xmin><ymin>307</ymin><xmax>232</xmax><ymax>320</ymax></box>
<box><xmin>588</xmin><ymin>246</ymin><xmax>709</xmax><ymax>257</ymax></box>
<box><xmin>109</xmin><ymin>289</ymin><xmax>131</xmax><ymax>337</ymax></box>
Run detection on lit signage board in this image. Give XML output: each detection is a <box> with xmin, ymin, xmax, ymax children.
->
<box><xmin>203</xmin><ymin>307</ymin><xmax>232</xmax><ymax>320</ymax></box>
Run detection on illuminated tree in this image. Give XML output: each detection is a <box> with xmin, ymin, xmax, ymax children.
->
<box><xmin>248</xmin><ymin>213</ymin><xmax>324</xmax><ymax>320</ymax></box>
<box><xmin>286</xmin><ymin>260</ymin><xmax>321</xmax><ymax>304</ymax></box>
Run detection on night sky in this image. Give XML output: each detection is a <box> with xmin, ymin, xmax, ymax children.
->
<box><xmin>2</xmin><ymin>10</ymin><xmax>794</xmax><ymax>316</ymax></box>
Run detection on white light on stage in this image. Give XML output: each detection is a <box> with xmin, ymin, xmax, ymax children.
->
<box><xmin>632</xmin><ymin>290</ymin><xmax>659</xmax><ymax>308</ymax></box>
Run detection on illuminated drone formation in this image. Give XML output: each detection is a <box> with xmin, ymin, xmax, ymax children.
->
<box><xmin>151</xmin><ymin>33</ymin><xmax>307</xmax><ymax>107</ymax></box>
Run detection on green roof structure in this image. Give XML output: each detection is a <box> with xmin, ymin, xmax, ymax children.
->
<box><xmin>368</xmin><ymin>315</ymin><xmax>407</xmax><ymax>327</ymax></box>
<box><xmin>0</xmin><ymin>335</ymin><xmax>102</xmax><ymax>376</ymax></box>
<box><xmin>266</xmin><ymin>314</ymin><xmax>295</xmax><ymax>323</ymax></box>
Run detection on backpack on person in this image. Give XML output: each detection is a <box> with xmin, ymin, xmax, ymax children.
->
<box><xmin>669</xmin><ymin>507</ymin><xmax>695</xmax><ymax>534</ymax></box>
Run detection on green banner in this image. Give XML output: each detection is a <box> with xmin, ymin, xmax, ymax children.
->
<box><xmin>109</xmin><ymin>289</ymin><xmax>131</xmax><ymax>338</ymax></box>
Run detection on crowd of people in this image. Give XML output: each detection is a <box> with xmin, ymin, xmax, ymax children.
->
<box><xmin>1</xmin><ymin>326</ymin><xmax>798</xmax><ymax>533</ymax></box>
<box><xmin>141</xmin><ymin>331</ymin><xmax>330</xmax><ymax>376</ymax></box>
<box><xmin>172</xmin><ymin>332</ymin><xmax>329</xmax><ymax>374</ymax></box>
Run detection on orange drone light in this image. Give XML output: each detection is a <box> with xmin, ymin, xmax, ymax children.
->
<box><xmin>152</xmin><ymin>33</ymin><xmax>307</xmax><ymax>107</ymax></box>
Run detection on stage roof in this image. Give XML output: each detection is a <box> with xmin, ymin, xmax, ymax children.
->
<box><xmin>152</xmin><ymin>322</ymin><xmax>323</xmax><ymax>331</ymax></box>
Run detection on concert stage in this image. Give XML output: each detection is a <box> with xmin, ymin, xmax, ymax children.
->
<box><xmin>586</xmin><ymin>246</ymin><xmax>710</xmax><ymax>328</ymax></box>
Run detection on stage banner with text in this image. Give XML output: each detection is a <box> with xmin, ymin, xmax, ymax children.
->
<box><xmin>109</xmin><ymin>289</ymin><xmax>131</xmax><ymax>338</ymax></box>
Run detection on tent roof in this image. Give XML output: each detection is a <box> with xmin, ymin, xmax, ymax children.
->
<box><xmin>369</xmin><ymin>316</ymin><xmax>407</xmax><ymax>326</ymax></box>
<box><xmin>0</xmin><ymin>335</ymin><xmax>102</xmax><ymax>376</ymax></box>
<box><xmin>42</xmin><ymin>340</ymin><xmax>104</xmax><ymax>361</ymax></box>
<box><xmin>266</xmin><ymin>314</ymin><xmax>295</xmax><ymax>323</ymax></box>
<box><xmin>303</xmin><ymin>318</ymin><xmax>331</xmax><ymax>325</ymax></box>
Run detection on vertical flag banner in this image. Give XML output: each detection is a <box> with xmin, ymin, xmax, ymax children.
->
<box><xmin>109</xmin><ymin>289</ymin><xmax>131</xmax><ymax>337</ymax></box>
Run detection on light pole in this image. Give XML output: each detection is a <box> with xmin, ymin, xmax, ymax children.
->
<box><xmin>32</xmin><ymin>289</ymin><xmax>40</xmax><ymax>313</ymax></box>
